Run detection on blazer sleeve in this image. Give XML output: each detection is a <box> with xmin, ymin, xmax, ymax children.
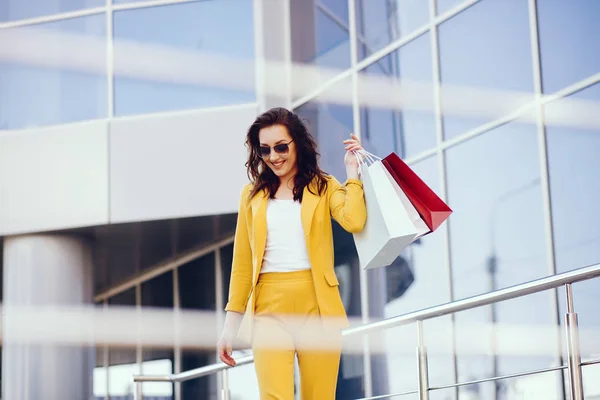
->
<box><xmin>224</xmin><ymin>185</ymin><xmax>253</xmax><ymax>314</ymax></box>
<box><xmin>328</xmin><ymin>175</ymin><xmax>367</xmax><ymax>233</ymax></box>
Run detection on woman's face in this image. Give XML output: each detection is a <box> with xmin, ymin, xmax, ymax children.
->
<box><xmin>258</xmin><ymin>124</ymin><xmax>298</xmax><ymax>181</ymax></box>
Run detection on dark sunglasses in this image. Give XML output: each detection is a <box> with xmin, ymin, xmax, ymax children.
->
<box><xmin>258</xmin><ymin>139</ymin><xmax>294</xmax><ymax>158</ymax></box>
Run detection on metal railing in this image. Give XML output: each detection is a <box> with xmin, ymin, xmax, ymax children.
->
<box><xmin>133</xmin><ymin>263</ymin><xmax>600</xmax><ymax>400</ymax></box>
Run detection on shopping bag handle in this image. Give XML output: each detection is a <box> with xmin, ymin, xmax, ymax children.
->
<box><xmin>355</xmin><ymin>149</ymin><xmax>381</xmax><ymax>164</ymax></box>
<box><xmin>351</xmin><ymin>150</ymin><xmax>368</xmax><ymax>177</ymax></box>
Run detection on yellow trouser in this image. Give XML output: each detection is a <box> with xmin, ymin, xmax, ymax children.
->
<box><xmin>252</xmin><ymin>270</ymin><xmax>342</xmax><ymax>400</ymax></box>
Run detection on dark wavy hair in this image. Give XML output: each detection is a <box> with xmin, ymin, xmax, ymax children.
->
<box><xmin>245</xmin><ymin>107</ymin><xmax>328</xmax><ymax>202</ymax></box>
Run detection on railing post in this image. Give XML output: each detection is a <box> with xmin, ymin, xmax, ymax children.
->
<box><xmin>133</xmin><ymin>381</ymin><xmax>142</xmax><ymax>400</ymax></box>
<box><xmin>416</xmin><ymin>321</ymin><xmax>430</xmax><ymax>400</ymax></box>
<box><xmin>564</xmin><ymin>284</ymin><xmax>585</xmax><ymax>400</ymax></box>
<box><xmin>221</xmin><ymin>369</ymin><xmax>231</xmax><ymax>400</ymax></box>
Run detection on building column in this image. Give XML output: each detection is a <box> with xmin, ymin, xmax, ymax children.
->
<box><xmin>2</xmin><ymin>234</ymin><xmax>94</xmax><ymax>400</ymax></box>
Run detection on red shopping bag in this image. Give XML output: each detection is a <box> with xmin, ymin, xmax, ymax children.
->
<box><xmin>382</xmin><ymin>152</ymin><xmax>452</xmax><ymax>232</ymax></box>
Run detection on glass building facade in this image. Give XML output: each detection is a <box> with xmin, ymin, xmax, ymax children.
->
<box><xmin>1</xmin><ymin>0</ymin><xmax>599</xmax><ymax>399</ymax></box>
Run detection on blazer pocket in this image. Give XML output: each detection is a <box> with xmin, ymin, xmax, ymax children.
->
<box><xmin>324</xmin><ymin>270</ymin><xmax>340</xmax><ymax>287</ymax></box>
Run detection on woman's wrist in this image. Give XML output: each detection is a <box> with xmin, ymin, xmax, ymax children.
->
<box><xmin>223</xmin><ymin>311</ymin><xmax>243</xmax><ymax>336</ymax></box>
<box><xmin>346</xmin><ymin>164</ymin><xmax>359</xmax><ymax>180</ymax></box>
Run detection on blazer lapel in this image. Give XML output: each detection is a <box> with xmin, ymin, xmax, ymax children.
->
<box><xmin>301</xmin><ymin>182</ymin><xmax>321</xmax><ymax>248</ymax></box>
<box><xmin>250</xmin><ymin>189</ymin><xmax>268</xmax><ymax>282</ymax></box>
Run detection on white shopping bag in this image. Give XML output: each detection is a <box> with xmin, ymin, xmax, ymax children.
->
<box><xmin>353</xmin><ymin>159</ymin><xmax>419</xmax><ymax>270</ymax></box>
<box><xmin>381</xmin><ymin>165</ymin><xmax>430</xmax><ymax>239</ymax></box>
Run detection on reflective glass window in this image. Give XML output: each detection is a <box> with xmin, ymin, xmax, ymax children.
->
<box><xmin>583</xmin><ymin>365</ymin><xmax>600</xmax><ymax>398</ymax></box>
<box><xmin>537</xmin><ymin>0</ymin><xmax>600</xmax><ymax>93</ymax></box>
<box><xmin>140</xmin><ymin>219</ymin><xmax>174</xmax><ymax>270</ymax></box>
<box><xmin>438</xmin><ymin>0</ymin><xmax>534</xmax><ymax>139</ymax></box>
<box><xmin>356</xmin><ymin>0</ymin><xmax>430</xmax><ymax>60</ymax></box>
<box><xmin>446</xmin><ymin>119</ymin><xmax>557</xmax><ymax>386</ymax></box>
<box><xmin>359</xmin><ymin>32</ymin><xmax>436</xmax><ymax>158</ymax></box>
<box><xmin>113</xmin><ymin>1</ymin><xmax>255</xmax><ymax>116</ymax></box>
<box><xmin>436</xmin><ymin>0</ymin><xmax>469</xmax><ymax>15</ymax></box>
<box><xmin>294</xmin><ymin>76</ymin><xmax>353</xmax><ymax>180</ymax></box>
<box><xmin>0</xmin><ymin>15</ymin><xmax>107</xmax><ymax>130</ymax></box>
<box><xmin>456</xmin><ymin>370</ymin><xmax>563</xmax><ymax>399</ymax></box>
<box><xmin>220</xmin><ymin>243</ymin><xmax>234</xmax><ymax>307</ymax></box>
<box><xmin>94</xmin><ymin>223</ymin><xmax>138</xmax><ymax>292</ymax></box>
<box><xmin>181</xmin><ymin>350</ymin><xmax>217</xmax><ymax>400</ymax></box>
<box><xmin>0</xmin><ymin>0</ymin><xmax>103</xmax><ymax>22</ymax></box>
<box><xmin>290</xmin><ymin>0</ymin><xmax>350</xmax><ymax>99</ymax></box>
<box><xmin>178</xmin><ymin>252</ymin><xmax>216</xmax><ymax>312</ymax></box>
<box><xmin>546</xmin><ymin>83</ymin><xmax>600</xmax><ymax>363</ymax></box>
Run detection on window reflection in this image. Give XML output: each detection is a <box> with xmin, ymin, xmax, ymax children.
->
<box><xmin>0</xmin><ymin>0</ymin><xmax>103</xmax><ymax>22</ymax></box>
<box><xmin>181</xmin><ymin>351</ymin><xmax>216</xmax><ymax>400</ymax></box>
<box><xmin>0</xmin><ymin>16</ymin><xmax>107</xmax><ymax>130</ymax></box>
<box><xmin>537</xmin><ymin>0</ymin><xmax>600</xmax><ymax>93</ymax></box>
<box><xmin>547</xmin><ymin>83</ymin><xmax>600</xmax><ymax>365</ymax></box>
<box><xmin>359</xmin><ymin>32</ymin><xmax>436</xmax><ymax>158</ymax></box>
<box><xmin>454</xmin><ymin>370</ymin><xmax>563</xmax><ymax>399</ymax></box>
<box><xmin>446</xmin><ymin>120</ymin><xmax>557</xmax><ymax>393</ymax></box>
<box><xmin>220</xmin><ymin>244</ymin><xmax>234</xmax><ymax>307</ymax></box>
<box><xmin>437</xmin><ymin>0</ymin><xmax>534</xmax><ymax>139</ymax></box>
<box><xmin>436</xmin><ymin>0</ymin><xmax>469</xmax><ymax>15</ymax></box>
<box><xmin>113</xmin><ymin>1</ymin><xmax>255</xmax><ymax>116</ymax></box>
<box><xmin>583</xmin><ymin>364</ymin><xmax>600</xmax><ymax>398</ymax></box>
<box><xmin>179</xmin><ymin>253</ymin><xmax>216</xmax><ymax>312</ymax></box>
<box><xmin>140</xmin><ymin>219</ymin><xmax>174</xmax><ymax>270</ymax></box>
<box><xmin>290</xmin><ymin>0</ymin><xmax>351</xmax><ymax>99</ymax></box>
<box><xmin>356</xmin><ymin>0</ymin><xmax>430</xmax><ymax>60</ymax></box>
<box><xmin>294</xmin><ymin>77</ymin><xmax>353</xmax><ymax>180</ymax></box>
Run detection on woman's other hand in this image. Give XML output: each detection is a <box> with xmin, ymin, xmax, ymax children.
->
<box><xmin>217</xmin><ymin>332</ymin><xmax>236</xmax><ymax>367</ymax></box>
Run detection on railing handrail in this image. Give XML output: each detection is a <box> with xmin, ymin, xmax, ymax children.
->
<box><xmin>133</xmin><ymin>262</ymin><xmax>600</xmax><ymax>384</ymax></box>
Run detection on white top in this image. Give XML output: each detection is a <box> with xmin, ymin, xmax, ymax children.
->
<box><xmin>260</xmin><ymin>198</ymin><xmax>311</xmax><ymax>273</ymax></box>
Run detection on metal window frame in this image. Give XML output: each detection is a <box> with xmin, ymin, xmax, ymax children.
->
<box><xmin>348</xmin><ymin>0</ymin><xmax>374</xmax><ymax>396</ymax></box>
<box><xmin>526</xmin><ymin>0</ymin><xmax>566</xmax><ymax>399</ymax></box>
<box><xmin>427</xmin><ymin>0</ymin><xmax>460</xmax><ymax>398</ymax></box>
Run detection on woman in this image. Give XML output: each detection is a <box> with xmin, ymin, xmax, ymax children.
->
<box><xmin>217</xmin><ymin>107</ymin><xmax>367</xmax><ymax>399</ymax></box>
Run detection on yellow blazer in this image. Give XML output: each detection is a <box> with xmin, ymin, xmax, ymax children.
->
<box><xmin>225</xmin><ymin>175</ymin><xmax>367</xmax><ymax>339</ymax></box>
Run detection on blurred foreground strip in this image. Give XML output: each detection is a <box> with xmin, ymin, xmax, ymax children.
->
<box><xmin>0</xmin><ymin>304</ymin><xmax>594</xmax><ymax>358</ymax></box>
<box><xmin>0</xmin><ymin>28</ymin><xmax>599</xmax><ymax>131</ymax></box>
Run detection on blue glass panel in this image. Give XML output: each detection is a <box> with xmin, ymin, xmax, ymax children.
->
<box><xmin>537</xmin><ymin>0</ymin><xmax>600</xmax><ymax>93</ymax></box>
<box><xmin>356</xmin><ymin>0</ymin><xmax>430</xmax><ymax>60</ymax></box>
<box><xmin>360</xmin><ymin>33</ymin><xmax>436</xmax><ymax>158</ymax></box>
<box><xmin>0</xmin><ymin>15</ymin><xmax>107</xmax><ymax>130</ymax></box>
<box><xmin>291</xmin><ymin>1</ymin><xmax>350</xmax><ymax>99</ymax></box>
<box><xmin>294</xmin><ymin>77</ymin><xmax>353</xmax><ymax>180</ymax></box>
<box><xmin>438</xmin><ymin>0</ymin><xmax>534</xmax><ymax>139</ymax></box>
<box><xmin>113</xmin><ymin>1</ymin><xmax>255</xmax><ymax>116</ymax></box>
<box><xmin>436</xmin><ymin>0</ymin><xmax>469</xmax><ymax>15</ymax></box>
